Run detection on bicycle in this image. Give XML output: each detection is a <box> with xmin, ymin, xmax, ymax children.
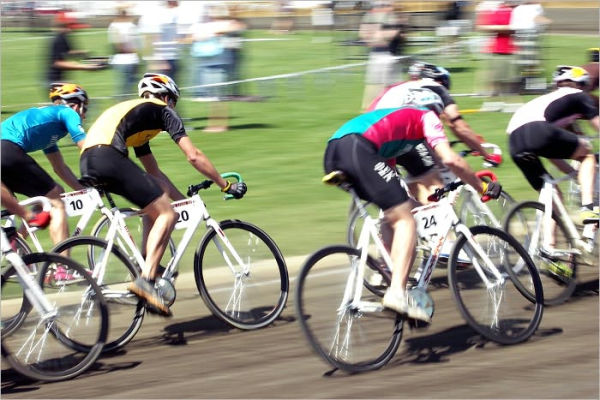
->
<box><xmin>1</xmin><ymin>197</ymin><xmax>109</xmax><ymax>382</ymax></box>
<box><xmin>347</xmin><ymin>142</ymin><xmax>515</xmax><ymax>248</ymax></box>
<box><xmin>51</xmin><ymin>173</ymin><xmax>289</xmax><ymax>352</ymax></box>
<box><xmin>295</xmin><ymin>171</ymin><xmax>544</xmax><ymax>373</ymax></box>
<box><xmin>503</xmin><ymin>171</ymin><xmax>599</xmax><ymax>305</ymax></box>
<box><xmin>1</xmin><ymin>186</ymin><xmax>176</xmax><ymax>268</ymax></box>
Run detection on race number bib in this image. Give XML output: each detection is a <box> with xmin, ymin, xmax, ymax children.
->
<box><xmin>415</xmin><ymin>204</ymin><xmax>446</xmax><ymax>241</ymax></box>
<box><xmin>172</xmin><ymin>199</ymin><xmax>199</xmax><ymax>230</ymax></box>
<box><xmin>60</xmin><ymin>189</ymin><xmax>96</xmax><ymax>217</ymax></box>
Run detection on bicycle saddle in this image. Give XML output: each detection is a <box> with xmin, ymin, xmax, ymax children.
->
<box><xmin>78</xmin><ymin>175</ymin><xmax>105</xmax><ymax>189</ymax></box>
<box><xmin>322</xmin><ymin>170</ymin><xmax>351</xmax><ymax>186</ymax></box>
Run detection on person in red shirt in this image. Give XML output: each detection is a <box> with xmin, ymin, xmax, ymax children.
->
<box><xmin>477</xmin><ymin>1</ymin><xmax>519</xmax><ymax>96</ymax></box>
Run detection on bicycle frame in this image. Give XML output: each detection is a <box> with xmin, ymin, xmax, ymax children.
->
<box><xmin>92</xmin><ymin>190</ymin><xmax>248</xmax><ymax>283</ymax></box>
<box><xmin>535</xmin><ymin>173</ymin><xmax>592</xmax><ymax>256</ymax></box>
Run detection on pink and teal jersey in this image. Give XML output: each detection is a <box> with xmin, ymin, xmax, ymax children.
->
<box><xmin>329</xmin><ymin>107</ymin><xmax>448</xmax><ymax>160</ymax></box>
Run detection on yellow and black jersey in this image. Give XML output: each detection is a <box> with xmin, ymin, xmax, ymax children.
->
<box><xmin>83</xmin><ymin>98</ymin><xmax>187</xmax><ymax>157</ymax></box>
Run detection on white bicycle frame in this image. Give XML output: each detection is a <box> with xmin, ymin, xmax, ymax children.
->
<box><xmin>533</xmin><ymin>173</ymin><xmax>594</xmax><ymax>257</ymax></box>
<box><xmin>342</xmin><ymin>182</ymin><xmax>506</xmax><ymax>316</ymax></box>
<box><xmin>1</xmin><ymin>197</ymin><xmax>57</xmax><ymax>318</ymax></box>
<box><xmin>91</xmin><ymin>189</ymin><xmax>249</xmax><ymax>284</ymax></box>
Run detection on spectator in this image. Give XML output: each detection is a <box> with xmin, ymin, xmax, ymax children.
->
<box><xmin>107</xmin><ymin>4</ymin><xmax>141</xmax><ymax>98</ymax></box>
<box><xmin>138</xmin><ymin>0</ymin><xmax>183</xmax><ymax>83</ymax></box>
<box><xmin>477</xmin><ymin>0</ymin><xmax>519</xmax><ymax>97</ymax></box>
<box><xmin>45</xmin><ymin>12</ymin><xmax>103</xmax><ymax>90</ymax></box>
<box><xmin>359</xmin><ymin>1</ymin><xmax>405</xmax><ymax>111</ymax></box>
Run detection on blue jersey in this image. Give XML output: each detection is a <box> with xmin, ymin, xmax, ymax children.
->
<box><xmin>1</xmin><ymin>105</ymin><xmax>86</xmax><ymax>154</ymax></box>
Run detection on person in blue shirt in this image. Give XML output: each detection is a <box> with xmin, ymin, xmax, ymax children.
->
<box><xmin>1</xmin><ymin>83</ymin><xmax>89</xmax><ymax>247</ymax></box>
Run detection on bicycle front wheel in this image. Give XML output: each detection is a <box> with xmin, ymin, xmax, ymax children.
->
<box><xmin>195</xmin><ymin>220</ymin><xmax>289</xmax><ymax>330</ymax></box>
<box><xmin>503</xmin><ymin>201</ymin><xmax>577</xmax><ymax>305</ymax></box>
<box><xmin>448</xmin><ymin>226</ymin><xmax>544</xmax><ymax>345</ymax></box>
<box><xmin>295</xmin><ymin>245</ymin><xmax>403</xmax><ymax>373</ymax></box>
<box><xmin>1</xmin><ymin>253</ymin><xmax>108</xmax><ymax>382</ymax></box>
<box><xmin>52</xmin><ymin>236</ymin><xmax>144</xmax><ymax>352</ymax></box>
<box><xmin>1</xmin><ymin>235</ymin><xmax>34</xmax><ymax>335</ymax></box>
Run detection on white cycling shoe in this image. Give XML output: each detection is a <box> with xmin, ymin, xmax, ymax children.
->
<box><xmin>382</xmin><ymin>290</ymin><xmax>431</xmax><ymax>322</ymax></box>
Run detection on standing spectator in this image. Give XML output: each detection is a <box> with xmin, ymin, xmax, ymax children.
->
<box><xmin>108</xmin><ymin>4</ymin><xmax>141</xmax><ymax>98</ymax></box>
<box><xmin>138</xmin><ymin>0</ymin><xmax>183</xmax><ymax>83</ymax></box>
<box><xmin>359</xmin><ymin>1</ymin><xmax>405</xmax><ymax>111</ymax></box>
<box><xmin>221</xmin><ymin>8</ymin><xmax>247</xmax><ymax>98</ymax></box>
<box><xmin>477</xmin><ymin>0</ymin><xmax>519</xmax><ymax>97</ymax></box>
<box><xmin>45</xmin><ymin>12</ymin><xmax>103</xmax><ymax>90</ymax></box>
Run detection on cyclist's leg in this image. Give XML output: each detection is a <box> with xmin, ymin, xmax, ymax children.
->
<box><xmin>140</xmin><ymin>193</ymin><xmax>177</xmax><ymax>280</ymax></box>
<box><xmin>1</xmin><ymin>141</ymin><xmax>68</xmax><ymax>246</ymax></box>
<box><xmin>571</xmin><ymin>139</ymin><xmax>596</xmax><ymax>208</ymax></box>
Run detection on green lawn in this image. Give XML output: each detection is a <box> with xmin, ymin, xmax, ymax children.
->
<box><xmin>1</xmin><ymin>27</ymin><xmax>598</xmax><ymax>267</ymax></box>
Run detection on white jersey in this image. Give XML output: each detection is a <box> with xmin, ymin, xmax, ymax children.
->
<box><xmin>506</xmin><ymin>87</ymin><xmax>598</xmax><ymax>134</ymax></box>
<box><xmin>368</xmin><ymin>79</ymin><xmax>454</xmax><ymax>110</ymax></box>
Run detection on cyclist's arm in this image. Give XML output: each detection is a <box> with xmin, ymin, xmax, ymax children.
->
<box><xmin>433</xmin><ymin>141</ymin><xmax>484</xmax><ymax>193</ymax></box>
<box><xmin>45</xmin><ymin>150</ymin><xmax>84</xmax><ymax>190</ymax></box>
<box><xmin>443</xmin><ymin>104</ymin><xmax>491</xmax><ymax>158</ymax></box>
<box><xmin>176</xmin><ymin>136</ymin><xmax>229</xmax><ymax>190</ymax></box>
<box><xmin>137</xmin><ymin>153</ymin><xmax>185</xmax><ymax>201</ymax></box>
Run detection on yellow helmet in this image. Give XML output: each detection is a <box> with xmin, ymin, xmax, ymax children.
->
<box><xmin>49</xmin><ymin>83</ymin><xmax>88</xmax><ymax>104</ymax></box>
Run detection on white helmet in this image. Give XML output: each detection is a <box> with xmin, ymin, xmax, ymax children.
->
<box><xmin>138</xmin><ymin>73</ymin><xmax>180</xmax><ymax>101</ymax></box>
<box><xmin>405</xmin><ymin>88</ymin><xmax>444</xmax><ymax>115</ymax></box>
<box><xmin>552</xmin><ymin>65</ymin><xmax>590</xmax><ymax>86</ymax></box>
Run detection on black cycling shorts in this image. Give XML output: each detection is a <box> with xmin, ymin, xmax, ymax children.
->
<box><xmin>395</xmin><ymin>142</ymin><xmax>436</xmax><ymax>179</ymax></box>
<box><xmin>1</xmin><ymin>140</ymin><xmax>57</xmax><ymax>197</ymax></box>
<box><xmin>80</xmin><ymin>145</ymin><xmax>163</xmax><ymax>209</ymax></box>
<box><xmin>323</xmin><ymin>134</ymin><xmax>409</xmax><ymax>210</ymax></box>
<box><xmin>509</xmin><ymin>121</ymin><xmax>579</xmax><ymax>190</ymax></box>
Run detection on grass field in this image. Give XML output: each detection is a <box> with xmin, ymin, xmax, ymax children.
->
<box><xmin>1</xmin><ymin>27</ymin><xmax>598</xmax><ymax>267</ymax></box>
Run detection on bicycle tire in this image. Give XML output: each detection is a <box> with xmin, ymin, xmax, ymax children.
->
<box><xmin>1</xmin><ymin>253</ymin><xmax>108</xmax><ymax>382</ymax></box>
<box><xmin>90</xmin><ymin>208</ymin><xmax>176</xmax><ymax>267</ymax></box>
<box><xmin>194</xmin><ymin>219</ymin><xmax>289</xmax><ymax>330</ymax></box>
<box><xmin>448</xmin><ymin>226</ymin><xmax>544</xmax><ymax>345</ymax></box>
<box><xmin>458</xmin><ymin>189</ymin><xmax>514</xmax><ymax>229</ymax></box>
<box><xmin>1</xmin><ymin>235</ymin><xmax>34</xmax><ymax>335</ymax></box>
<box><xmin>295</xmin><ymin>245</ymin><xmax>403</xmax><ymax>372</ymax></box>
<box><xmin>51</xmin><ymin>236</ymin><xmax>144</xmax><ymax>352</ymax></box>
<box><xmin>503</xmin><ymin>201</ymin><xmax>577</xmax><ymax>305</ymax></box>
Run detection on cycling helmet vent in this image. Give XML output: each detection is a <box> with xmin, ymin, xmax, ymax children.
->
<box><xmin>553</xmin><ymin>65</ymin><xmax>590</xmax><ymax>86</ymax></box>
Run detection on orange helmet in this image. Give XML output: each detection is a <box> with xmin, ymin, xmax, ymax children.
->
<box><xmin>49</xmin><ymin>83</ymin><xmax>88</xmax><ymax>104</ymax></box>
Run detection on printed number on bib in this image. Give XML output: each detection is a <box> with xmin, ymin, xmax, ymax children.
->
<box><xmin>60</xmin><ymin>190</ymin><xmax>95</xmax><ymax>217</ymax></box>
<box><xmin>172</xmin><ymin>199</ymin><xmax>199</xmax><ymax>230</ymax></box>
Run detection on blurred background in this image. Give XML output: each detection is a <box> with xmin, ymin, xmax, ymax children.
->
<box><xmin>1</xmin><ymin>0</ymin><xmax>598</xmax><ymax>259</ymax></box>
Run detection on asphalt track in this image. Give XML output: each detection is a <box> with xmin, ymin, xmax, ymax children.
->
<box><xmin>1</xmin><ymin>256</ymin><xmax>598</xmax><ymax>399</ymax></box>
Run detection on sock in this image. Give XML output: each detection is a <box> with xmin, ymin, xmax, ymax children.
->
<box><xmin>582</xmin><ymin>203</ymin><xmax>593</xmax><ymax>211</ymax></box>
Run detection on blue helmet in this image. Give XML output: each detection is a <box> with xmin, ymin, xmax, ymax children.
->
<box><xmin>420</xmin><ymin>63</ymin><xmax>451</xmax><ymax>90</ymax></box>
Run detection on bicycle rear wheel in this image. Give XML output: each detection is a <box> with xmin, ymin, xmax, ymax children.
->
<box><xmin>195</xmin><ymin>220</ymin><xmax>289</xmax><ymax>330</ymax></box>
<box><xmin>503</xmin><ymin>201</ymin><xmax>577</xmax><ymax>305</ymax></box>
<box><xmin>52</xmin><ymin>236</ymin><xmax>144</xmax><ymax>352</ymax></box>
<box><xmin>448</xmin><ymin>226</ymin><xmax>543</xmax><ymax>345</ymax></box>
<box><xmin>1</xmin><ymin>253</ymin><xmax>108</xmax><ymax>382</ymax></box>
<box><xmin>295</xmin><ymin>245</ymin><xmax>403</xmax><ymax>373</ymax></box>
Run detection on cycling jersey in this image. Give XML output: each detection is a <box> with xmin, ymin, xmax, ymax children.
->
<box><xmin>329</xmin><ymin>107</ymin><xmax>448</xmax><ymax>160</ymax></box>
<box><xmin>83</xmin><ymin>98</ymin><xmax>187</xmax><ymax>157</ymax></box>
<box><xmin>1</xmin><ymin>105</ymin><xmax>85</xmax><ymax>154</ymax></box>
<box><xmin>367</xmin><ymin>78</ymin><xmax>455</xmax><ymax>111</ymax></box>
<box><xmin>507</xmin><ymin>87</ymin><xmax>598</xmax><ymax>133</ymax></box>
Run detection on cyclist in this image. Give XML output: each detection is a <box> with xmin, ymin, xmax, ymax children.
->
<box><xmin>507</xmin><ymin>65</ymin><xmax>599</xmax><ymax>224</ymax></box>
<box><xmin>323</xmin><ymin>93</ymin><xmax>502</xmax><ymax>321</ymax></box>
<box><xmin>1</xmin><ymin>83</ymin><xmax>88</xmax><ymax>247</ymax></box>
<box><xmin>80</xmin><ymin>73</ymin><xmax>246</xmax><ymax>316</ymax></box>
<box><xmin>367</xmin><ymin>62</ymin><xmax>502</xmax><ymax>204</ymax></box>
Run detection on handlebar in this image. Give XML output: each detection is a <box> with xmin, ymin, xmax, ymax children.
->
<box><xmin>186</xmin><ymin>172</ymin><xmax>244</xmax><ymax>200</ymax></box>
<box><xmin>18</xmin><ymin>196</ymin><xmax>52</xmax><ymax>212</ymax></box>
<box><xmin>427</xmin><ymin>180</ymin><xmax>465</xmax><ymax>202</ymax></box>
